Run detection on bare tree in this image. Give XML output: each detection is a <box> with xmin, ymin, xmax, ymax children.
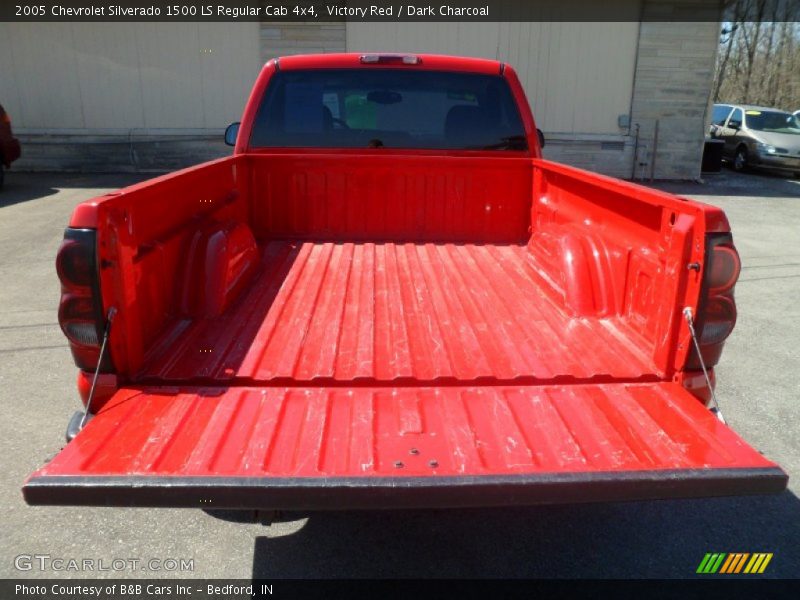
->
<box><xmin>713</xmin><ymin>0</ymin><xmax>800</xmax><ymax>109</ymax></box>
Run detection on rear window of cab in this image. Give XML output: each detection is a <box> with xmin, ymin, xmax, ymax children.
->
<box><xmin>249</xmin><ymin>69</ymin><xmax>527</xmax><ymax>151</ymax></box>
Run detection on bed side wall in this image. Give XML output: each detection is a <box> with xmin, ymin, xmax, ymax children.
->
<box><xmin>529</xmin><ymin>158</ymin><xmax>707</xmax><ymax>374</ymax></box>
<box><xmin>90</xmin><ymin>156</ymin><xmax>254</xmax><ymax>376</ymax></box>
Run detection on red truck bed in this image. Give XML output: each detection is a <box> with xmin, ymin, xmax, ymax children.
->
<box><xmin>26</xmin><ymin>229</ymin><xmax>786</xmax><ymax>507</ymax></box>
<box><xmin>140</xmin><ymin>240</ymin><xmax>654</xmax><ymax>383</ymax></box>
<box><xmin>25</xmin><ymin>152</ymin><xmax>787</xmax><ymax>508</ymax></box>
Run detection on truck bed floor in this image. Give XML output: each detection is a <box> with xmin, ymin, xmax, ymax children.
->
<box><xmin>140</xmin><ymin>241</ymin><xmax>655</xmax><ymax>383</ymax></box>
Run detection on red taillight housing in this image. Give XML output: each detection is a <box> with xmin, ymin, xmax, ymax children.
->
<box><xmin>686</xmin><ymin>234</ymin><xmax>740</xmax><ymax>370</ymax></box>
<box><xmin>56</xmin><ymin>229</ymin><xmax>112</xmax><ymax>372</ymax></box>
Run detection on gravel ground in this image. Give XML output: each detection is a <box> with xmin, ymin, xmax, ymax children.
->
<box><xmin>0</xmin><ymin>168</ymin><xmax>798</xmax><ymax>579</ymax></box>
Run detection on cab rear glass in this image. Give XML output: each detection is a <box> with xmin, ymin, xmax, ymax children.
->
<box><xmin>249</xmin><ymin>69</ymin><xmax>527</xmax><ymax>151</ymax></box>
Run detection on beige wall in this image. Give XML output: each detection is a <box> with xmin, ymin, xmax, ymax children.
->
<box><xmin>260</xmin><ymin>23</ymin><xmax>346</xmax><ymax>62</ymax></box>
<box><xmin>0</xmin><ymin>23</ymin><xmax>261</xmax><ymax>130</ymax></box>
<box><xmin>346</xmin><ymin>22</ymin><xmax>640</xmax><ymax>136</ymax></box>
<box><xmin>2</xmin><ymin>7</ymin><xmax>719</xmax><ymax>180</ymax></box>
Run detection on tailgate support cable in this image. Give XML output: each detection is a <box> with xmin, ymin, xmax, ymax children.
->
<box><xmin>683</xmin><ymin>307</ymin><xmax>725</xmax><ymax>424</ymax></box>
<box><xmin>78</xmin><ymin>307</ymin><xmax>117</xmax><ymax>432</ymax></box>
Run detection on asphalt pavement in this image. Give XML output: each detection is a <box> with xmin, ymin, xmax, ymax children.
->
<box><xmin>0</xmin><ymin>168</ymin><xmax>798</xmax><ymax>579</ymax></box>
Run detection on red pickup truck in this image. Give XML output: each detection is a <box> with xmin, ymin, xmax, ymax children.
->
<box><xmin>25</xmin><ymin>54</ymin><xmax>786</xmax><ymax>509</ymax></box>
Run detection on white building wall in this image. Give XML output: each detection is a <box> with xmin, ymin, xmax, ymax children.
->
<box><xmin>0</xmin><ymin>23</ymin><xmax>261</xmax><ymax>131</ymax></box>
<box><xmin>346</xmin><ymin>22</ymin><xmax>641</xmax><ymax>136</ymax></box>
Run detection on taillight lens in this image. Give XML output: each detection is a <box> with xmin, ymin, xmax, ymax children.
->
<box><xmin>56</xmin><ymin>240</ymin><xmax>94</xmax><ymax>287</ymax></box>
<box><xmin>56</xmin><ymin>229</ymin><xmax>112</xmax><ymax>372</ymax></box>
<box><xmin>58</xmin><ymin>295</ymin><xmax>101</xmax><ymax>346</ymax></box>
<box><xmin>706</xmin><ymin>244</ymin><xmax>740</xmax><ymax>295</ymax></box>
<box><xmin>0</xmin><ymin>112</ymin><xmax>10</xmax><ymax>125</ymax></box>
<box><xmin>698</xmin><ymin>295</ymin><xmax>737</xmax><ymax>345</ymax></box>
<box><xmin>686</xmin><ymin>234</ymin><xmax>740</xmax><ymax>370</ymax></box>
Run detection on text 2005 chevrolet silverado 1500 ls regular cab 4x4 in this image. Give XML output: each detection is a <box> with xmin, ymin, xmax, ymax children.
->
<box><xmin>24</xmin><ymin>54</ymin><xmax>787</xmax><ymax>509</ymax></box>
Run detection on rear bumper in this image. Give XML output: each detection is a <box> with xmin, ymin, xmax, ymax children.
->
<box><xmin>24</xmin><ymin>468</ymin><xmax>788</xmax><ymax>509</ymax></box>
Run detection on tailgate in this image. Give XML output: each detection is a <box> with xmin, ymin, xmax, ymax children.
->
<box><xmin>24</xmin><ymin>383</ymin><xmax>786</xmax><ymax>508</ymax></box>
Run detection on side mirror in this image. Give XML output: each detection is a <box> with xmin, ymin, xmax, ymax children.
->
<box><xmin>537</xmin><ymin>128</ymin><xmax>545</xmax><ymax>149</ymax></box>
<box><xmin>224</xmin><ymin>122</ymin><xmax>240</xmax><ymax>146</ymax></box>
<box><xmin>728</xmin><ymin>120</ymin><xmax>741</xmax><ymax>130</ymax></box>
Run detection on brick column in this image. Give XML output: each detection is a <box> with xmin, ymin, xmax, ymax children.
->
<box><xmin>629</xmin><ymin>1</ymin><xmax>721</xmax><ymax>179</ymax></box>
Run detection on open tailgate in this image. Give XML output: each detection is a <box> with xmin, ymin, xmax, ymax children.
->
<box><xmin>24</xmin><ymin>382</ymin><xmax>786</xmax><ymax>508</ymax></box>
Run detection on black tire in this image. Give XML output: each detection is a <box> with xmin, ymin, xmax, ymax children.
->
<box><xmin>733</xmin><ymin>146</ymin><xmax>749</xmax><ymax>172</ymax></box>
<box><xmin>0</xmin><ymin>164</ymin><xmax>4</xmax><ymax>190</ymax></box>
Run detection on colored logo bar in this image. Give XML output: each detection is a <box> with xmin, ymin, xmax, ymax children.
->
<box><xmin>697</xmin><ymin>553</ymin><xmax>773</xmax><ymax>574</ymax></box>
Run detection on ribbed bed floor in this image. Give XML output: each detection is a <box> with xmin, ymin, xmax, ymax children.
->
<box><xmin>139</xmin><ymin>241</ymin><xmax>656</xmax><ymax>383</ymax></box>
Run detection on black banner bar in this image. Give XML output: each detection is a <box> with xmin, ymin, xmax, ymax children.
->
<box><xmin>3</xmin><ymin>579</ymin><xmax>800</xmax><ymax>600</ymax></box>
<box><xmin>2</xmin><ymin>0</ymin><xmax>799</xmax><ymax>23</ymax></box>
